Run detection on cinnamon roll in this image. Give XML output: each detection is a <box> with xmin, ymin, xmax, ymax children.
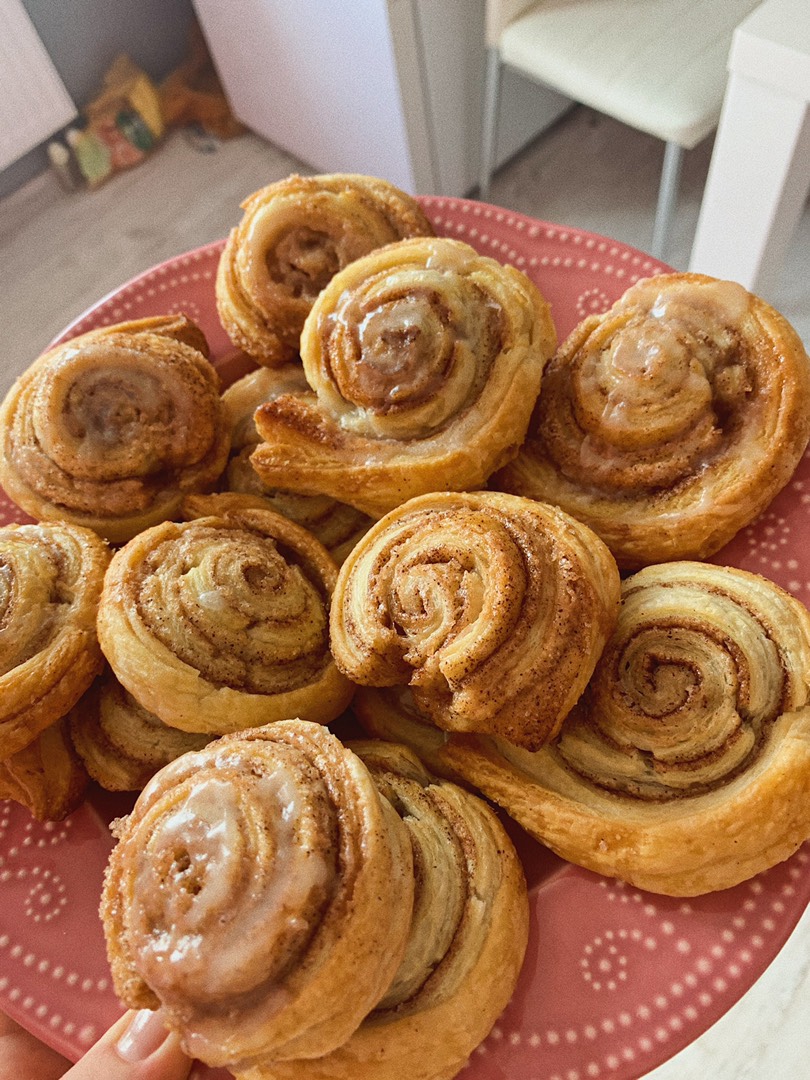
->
<box><xmin>497</xmin><ymin>273</ymin><xmax>810</xmax><ymax>568</ymax></box>
<box><xmin>100</xmin><ymin>720</ymin><xmax>415</xmax><ymax>1069</ymax></box>
<box><xmin>237</xmin><ymin>740</ymin><xmax>529</xmax><ymax>1080</ymax></box>
<box><xmin>97</xmin><ymin>505</ymin><xmax>354</xmax><ymax>734</ymax></box>
<box><xmin>251</xmin><ymin>236</ymin><xmax>557</xmax><ymax>518</ymax></box>
<box><xmin>222</xmin><ymin>366</ymin><xmax>372</xmax><ymax>561</ymax></box>
<box><xmin>330</xmin><ymin>490</ymin><xmax>620</xmax><ymax>751</ymax></box>
<box><xmin>216</xmin><ymin>173</ymin><xmax>435</xmax><ymax>366</ymax></box>
<box><xmin>68</xmin><ymin>669</ymin><xmax>211</xmax><ymax>792</ymax></box>
<box><xmin>0</xmin><ymin>315</ymin><xmax>231</xmax><ymax>543</ymax></box>
<box><xmin>0</xmin><ymin>719</ymin><xmax>87</xmax><ymax>821</ymax></box>
<box><xmin>0</xmin><ymin>521</ymin><xmax>110</xmax><ymax>758</ymax></box>
<box><xmin>442</xmin><ymin>561</ymin><xmax>810</xmax><ymax>896</ymax></box>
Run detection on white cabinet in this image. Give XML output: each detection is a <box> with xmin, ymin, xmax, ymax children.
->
<box><xmin>193</xmin><ymin>0</ymin><xmax>571</xmax><ymax>196</ymax></box>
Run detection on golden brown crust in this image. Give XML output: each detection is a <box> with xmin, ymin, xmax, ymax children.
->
<box><xmin>68</xmin><ymin>669</ymin><xmax>211</xmax><ymax>791</ymax></box>
<box><xmin>442</xmin><ymin>561</ymin><xmax>810</xmax><ymax>895</ymax></box>
<box><xmin>216</xmin><ymin>173</ymin><xmax>435</xmax><ymax>366</ymax></box>
<box><xmin>330</xmin><ymin>490</ymin><xmax>620</xmax><ymax>750</ymax></box>
<box><xmin>221</xmin><ymin>366</ymin><xmax>372</xmax><ymax>562</ymax></box>
<box><xmin>100</xmin><ymin>720</ymin><xmax>415</xmax><ymax>1069</ymax></box>
<box><xmin>237</xmin><ymin>740</ymin><xmax>529</xmax><ymax>1080</ymax></box>
<box><xmin>97</xmin><ymin>506</ymin><xmax>354</xmax><ymax>734</ymax></box>
<box><xmin>0</xmin><ymin>316</ymin><xmax>231</xmax><ymax>543</ymax></box>
<box><xmin>496</xmin><ymin>273</ymin><xmax>810</xmax><ymax>568</ymax></box>
<box><xmin>0</xmin><ymin>521</ymin><xmax>110</xmax><ymax>757</ymax></box>
<box><xmin>0</xmin><ymin>719</ymin><xmax>88</xmax><ymax>821</ymax></box>
<box><xmin>250</xmin><ymin>236</ymin><xmax>557</xmax><ymax>518</ymax></box>
<box><xmin>351</xmin><ymin>686</ymin><xmax>464</xmax><ymax>784</ymax></box>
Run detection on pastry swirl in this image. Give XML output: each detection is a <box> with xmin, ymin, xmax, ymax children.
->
<box><xmin>497</xmin><ymin>273</ymin><xmax>810</xmax><ymax>568</ymax></box>
<box><xmin>442</xmin><ymin>562</ymin><xmax>810</xmax><ymax>895</ymax></box>
<box><xmin>251</xmin><ymin>236</ymin><xmax>557</xmax><ymax>517</ymax></box>
<box><xmin>222</xmin><ymin>366</ymin><xmax>372</xmax><ymax>561</ymax></box>
<box><xmin>239</xmin><ymin>740</ymin><xmax>529</xmax><ymax>1080</ymax></box>
<box><xmin>0</xmin><ymin>315</ymin><xmax>231</xmax><ymax>543</ymax></box>
<box><xmin>69</xmin><ymin>669</ymin><xmax>211</xmax><ymax>791</ymax></box>
<box><xmin>0</xmin><ymin>521</ymin><xmax>110</xmax><ymax>757</ymax></box>
<box><xmin>216</xmin><ymin>173</ymin><xmax>435</xmax><ymax>366</ymax></box>
<box><xmin>97</xmin><ymin>505</ymin><xmax>354</xmax><ymax>734</ymax></box>
<box><xmin>330</xmin><ymin>491</ymin><xmax>620</xmax><ymax>750</ymax></box>
<box><xmin>0</xmin><ymin>719</ymin><xmax>88</xmax><ymax>821</ymax></box>
<box><xmin>100</xmin><ymin>720</ymin><xmax>415</xmax><ymax>1069</ymax></box>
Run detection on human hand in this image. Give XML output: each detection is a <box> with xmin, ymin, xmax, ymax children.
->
<box><xmin>0</xmin><ymin>1008</ymin><xmax>195</xmax><ymax>1080</ymax></box>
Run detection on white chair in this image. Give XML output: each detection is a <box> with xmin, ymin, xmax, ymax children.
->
<box><xmin>480</xmin><ymin>0</ymin><xmax>763</xmax><ymax>259</ymax></box>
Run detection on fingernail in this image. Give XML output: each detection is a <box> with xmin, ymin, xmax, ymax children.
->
<box><xmin>116</xmin><ymin>1009</ymin><xmax>171</xmax><ymax>1062</ymax></box>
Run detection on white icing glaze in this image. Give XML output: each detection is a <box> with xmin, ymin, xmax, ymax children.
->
<box><xmin>132</xmin><ymin>762</ymin><xmax>331</xmax><ymax>1003</ymax></box>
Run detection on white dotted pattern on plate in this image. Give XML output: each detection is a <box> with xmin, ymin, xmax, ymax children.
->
<box><xmin>0</xmin><ymin>806</ymin><xmax>115</xmax><ymax>1051</ymax></box>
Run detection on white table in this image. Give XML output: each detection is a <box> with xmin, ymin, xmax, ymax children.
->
<box><xmin>689</xmin><ymin>0</ymin><xmax>810</xmax><ymax>301</ymax></box>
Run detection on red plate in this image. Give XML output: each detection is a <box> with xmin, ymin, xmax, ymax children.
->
<box><xmin>1</xmin><ymin>197</ymin><xmax>808</xmax><ymax>1079</ymax></box>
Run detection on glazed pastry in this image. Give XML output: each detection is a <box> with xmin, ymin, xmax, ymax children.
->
<box><xmin>100</xmin><ymin>720</ymin><xmax>415</xmax><ymax>1069</ymax></box>
<box><xmin>0</xmin><ymin>719</ymin><xmax>87</xmax><ymax>821</ymax></box>
<box><xmin>442</xmin><ymin>562</ymin><xmax>810</xmax><ymax>896</ymax></box>
<box><xmin>69</xmin><ymin>669</ymin><xmax>211</xmax><ymax>791</ymax></box>
<box><xmin>0</xmin><ymin>315</ymin><xmax>231</xmax><ymax>543</ymax></box>
<box><xmin>238</xmin><ymin>740</ymin><xmax>529</xmax><ymax>1080</ymax></box>
<box><xmin>330</xmin><ymin>490</ymin><xmax>620</xmax><ymax>750</ymax></box>
<box><xmin>0</xmin><ymin>521</ymin><xmax>110</xmax><ymax>758</ymax></box>
<box><xmin>216</xmin><ymin>172</ymin><xmax>435</xmax><ymax>366</ymax></box>
<box><xmin>222</xmin><ymin>365</ymin><xmax>372</xmax><ymax>561</ymax></box>
<box><xmin>97</xmin><ymin>503</ymin><xmax>354</xmax><ymax>734</ymax></box>
<box><xmin>251</xmin><ymin>236</ymin><xmax>557</xmax><ymax>518</ymax></box>
<box><xmin>497</xmin><ymin>273</ymin><xmax>810</xmax><ymax>568</ymax></box>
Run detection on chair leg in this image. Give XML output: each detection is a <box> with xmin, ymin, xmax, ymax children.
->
<box><xmin>651</xmin><ymin>141</ymin><xmax>684</xmax><ymax>261</ymax></box>
<box><xmin>479</xmin><ymin>47</ymin><xmax>502</xmax><ymax>202</ymax></box>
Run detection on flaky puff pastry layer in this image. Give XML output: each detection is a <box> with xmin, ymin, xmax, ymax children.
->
<box><xmin>238</xmin><ymin>740</ymin><xmax>529</xmax><ymax>1080</ymax></box>
<box><xmin>497</xmin><ymin>273</ymin><xmax>810</xmax><ymax>568</ymax></box>
<box><xmin>330</xmin><ymin>491</ymin><xmax>620</xmax><ymax>751</ymax></box>
<box><xmin>352</xmin><ymin>686</ymin><xmax>465</xmax><ymax>784</ymax></box>
<box><xmin>68</xmin><ymin>668</ymin><xmax>211</xmax><ymax>792</ymax></box>
<box><xmin>96</xmin><ymin>504</ymin><xmax>354</xmax><ymax>734</ymax></box>
<box><xmin>100</xmin><ymin>720</ymin><xmax>414</xmax><ymax>1069</ymax></box>
<box><xmin>251</xmin><ymin>236</ymin><xmax>557</xmax><ymax>518</ymax></box>
<box><xmin>0</xmin><ymin>521</ymin><xmax>110</xmax><ymax>758</ymax></box>
<box><xmin>0</xmin><ymin>315</ymin><xmax>231</xmax><ymax>544</ymax></box>
<box><xmin>222</xmin><ymin>365</ymin><xmax>372</xmax><ymax>562</ymax></box>
<box><xmin>216</xmin><ymin>173</ymin><xmax>434</xmax><ymax>366</ymax></box>
<box><xmin>0</xmin><ymin>719</ymin><xmax>88</xmax><ymax>821</ymax></box>
<box><xmin>441</xmin><ymin>562</ymin><xmax>810</xmax><ymax>896</ymax></box>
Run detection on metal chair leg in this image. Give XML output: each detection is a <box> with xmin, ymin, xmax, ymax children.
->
<box><xmin>479</xmin><ymin>47</ymin><xmax>502</xmax><ymax>202</ymax></box>
<box><xmin>651</xmin><ymin>140</ymin><xmax>684</xmax><ymax>260</ymax></box>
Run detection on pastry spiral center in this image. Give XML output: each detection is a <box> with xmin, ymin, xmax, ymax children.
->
<box><xmin>137</xmin><ymin>524</ymin><xmax>330</xmax><ymax>693</ymax></box>
<box><xmin>266</xmin><ymin>227</ymin><xmax>339</xmax><ymax>300</ymax></box>
<box><xmin>556</xmin><ymin>582</ymin><xmax>787</xmax><ymax>798</ymax></box>
<box><xmin>317</xmin><ymin>270</ymin><xmax>500</xmax><ymax>438</ymax></box>
<box><xmin>32</xmin><ymin>344</ymin><xmax>217</xmax><ymax>482</ymax></box>
<box><xmin>544</xmin><ymin>279</ymin><xmax>756</xmax><ymax>493</ymax></box>
<box><xmin>128</xmin><ymin>747</ymin><xmax>334</xmax><ymax>1005</ymax></box>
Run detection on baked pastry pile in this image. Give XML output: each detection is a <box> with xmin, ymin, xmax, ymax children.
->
<box><xmin>101</xmin><ymin>720</ymin><xmax>528</xmax><ymax>1080</ymax></box>
<box><xmin>3</xmin><ymin>169</ymin><xmax>810</xmax><ymax>1076</ymax></box>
